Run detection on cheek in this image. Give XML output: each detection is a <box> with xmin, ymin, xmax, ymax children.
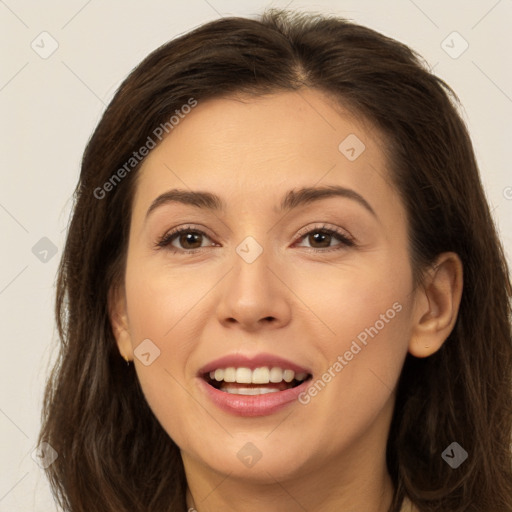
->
<box><xmin>297</xmin><ymin>248</ymin><xmax>411</xmax><ymax>345</ymax></box>
<box><xmin>124</xmin><ymin>255</ymin><xmax>210</xmax><ymax>346</ymax></box>
<box><xmin>294</xmin><ymin>251</ymin><xmax>412</xmax><ymax>417</ymax></box>
<box><xmin>123</xmin><ymin>257</ymin><xmax>215</xmax><ymax>442</ymax></box>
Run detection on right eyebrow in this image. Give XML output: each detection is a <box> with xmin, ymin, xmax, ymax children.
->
<box><xmin>146</xmin><ymin>189</ymin><xmax>223</xmax><ymax>220</ymax></box>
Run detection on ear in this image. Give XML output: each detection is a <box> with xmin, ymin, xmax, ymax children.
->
<box><xmin>408</xmin><ymin>252</ymin><xmax>463</xmax><ymax>358</ymax></box>
<box><xmin>108</xmin><ymin>283</ymin><xmax>133</xmax><ymax>362</ymax></box>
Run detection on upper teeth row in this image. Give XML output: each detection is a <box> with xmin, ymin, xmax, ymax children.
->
<box><xmin>208</xmin><ymin>367</ymin><xmax>308</xmax><ymax>384</ymax></box>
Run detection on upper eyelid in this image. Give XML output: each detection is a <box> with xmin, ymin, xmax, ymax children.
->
<box><xmin>162</xmin><ymin>223</ymin><xmax>348</xmax><ymax>240</ymax></box>
<box><xmin>158</xmin><ymin>226</ymin><xmax>213</xmax><ymax>245</ymax></box>
<box><xmin>295</xmin><ymin>223</ymin><xmax>352</xmax><ymax>239</ymax></box>
<box><xmin>159</xmin><ymin>223</ymin><xmax>354</xmax><ymax>250</ymax></box>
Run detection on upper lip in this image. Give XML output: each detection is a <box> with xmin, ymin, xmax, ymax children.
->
<box><xmin>198</xmin><ymin>353</ymin><xmax>312</xmax><ymax>376</ymax></box>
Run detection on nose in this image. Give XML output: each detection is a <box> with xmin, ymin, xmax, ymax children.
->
<box><xmin>215</xmin><ymin>244</ymin><xmax>292</xmax><ymax>332</ymax></box>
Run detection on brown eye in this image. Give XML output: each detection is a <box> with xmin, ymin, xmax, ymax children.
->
<box><xmin>295</xmin><ymin>226</ymin><xmax>355</xmax><ymax>251</ymax></box>
<box><xmin>177</xmin><ymin>232</ymin><xmax>204</xmax><ymax>249</ymax></box>
<box><xmin>156</xmin><ymin>227</ymin><xmax>215</xmax><ymax>252</ymax></box>
<box><xmin>307</xmin><ymin>231</ymin><xmax>334</xmax><ymax>248</ymax></box>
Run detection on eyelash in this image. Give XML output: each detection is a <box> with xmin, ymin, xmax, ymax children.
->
<box><xmin>155</xmin><ymin>223</ymin><xmax>356</xmax><ymax>254</ymax></box>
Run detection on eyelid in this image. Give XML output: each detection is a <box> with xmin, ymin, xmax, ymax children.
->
<box><xmin>293</xmin><ymin>223</ymin><xmax>356</xmax><ymax>251</ymax></box>
<box><xmin>155</xmin><ymin>222</ymin><xmax>356</xmax><ymax>254</ymax></box>
<box><xmin>155</xmin><ymin>224</ymin><xmax>217</xmax><ymax>252</ymax></box>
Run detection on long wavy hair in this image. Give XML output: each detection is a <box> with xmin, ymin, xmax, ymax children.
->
<box><xmin>38</xmin><ymin>9</ymin><xmax>512</xmax><ymax>512</ymax></box>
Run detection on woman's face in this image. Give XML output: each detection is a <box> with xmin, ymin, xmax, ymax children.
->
<box><xmin>113</xmin><ymin>89</ymin><xmax>418</xmax><ymax>484</ymax></box>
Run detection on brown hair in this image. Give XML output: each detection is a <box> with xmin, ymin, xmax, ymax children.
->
<box><xmin>38</xmin><ymin>9</ymin><xmax>512</xmax><ymax>511</ymax></box>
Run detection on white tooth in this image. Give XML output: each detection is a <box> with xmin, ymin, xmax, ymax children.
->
<box><xmin>214</xmin><ymin>368</ymin><xmax>225</xmax><ymax>381</ymax></box>
<box><xmin>269</xmin><ymin>367</ymin><xmax>283</xmax><ymax>383</ymax></box>
<box><xmin>223</xmin><ymin>386</ymin><xmax>280</xmax><ymax>395</ymax></box>
<box><xmin>295</xmin><ymin>372</ymin><xmax>307</xmax><ymax>381</ymax></box>
<box><xmin>283</xmin><ymin>369</ymin><xmax>295</xmax><ymax>383</ymax></box>
<box><xmin>235</xmin><ymin>367</ymin><xmax>252</xmax><ymax>384</ymax></box>
<box><xmin>252</xmin><ymin>367</ymin><xmax>270</xmax><ymax>384</ymax></box>
<box><xmin>223</xmin><ymin>367</ymin><xmax>236</xmax><ymax>382</ymax></box>
<box><xmin>209</xmin><ymin>371</ymin><xmax>215</xmax><ymax>379</ymax></box>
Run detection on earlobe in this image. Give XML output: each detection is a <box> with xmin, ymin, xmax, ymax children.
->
<box><xmin>408</xmin><ymin>252</ymin><xmax>463</xmax><ymax>358</ymax></box>
<box><xmin>108</xmin><ymin>284</ymin><xmax>133</xmax><ymax>361</ymax></box>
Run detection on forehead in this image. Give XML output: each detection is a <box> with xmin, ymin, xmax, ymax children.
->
<box><xmin>132</xmin><ymin>89</ymin><xmax>398</xmax><ymax>218</ymax></box>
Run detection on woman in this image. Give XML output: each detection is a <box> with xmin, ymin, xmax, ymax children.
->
<box><xmin>38</xmin><ymin>9</ymin><xmax>512</xmax><ymax>512</ymax></box>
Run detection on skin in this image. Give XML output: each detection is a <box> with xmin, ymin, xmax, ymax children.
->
<box><xmin>110</xmin><ymin>89</ymin><xmax>463</xmax><ymax>512</ymax></box>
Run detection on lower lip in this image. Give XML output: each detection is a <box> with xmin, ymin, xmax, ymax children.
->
<box><xmin>198</xmin><ymin>378</ymin><xmax>311</xmax><ymax>417</ymax></box>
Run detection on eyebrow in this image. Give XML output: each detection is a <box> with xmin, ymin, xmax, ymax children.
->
<box><xmin>145</xmin><ymin>185</ymin><xmax>377</xmax><ymax>219</ymax></box>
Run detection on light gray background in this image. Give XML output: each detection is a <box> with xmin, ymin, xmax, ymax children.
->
<box><xmin>1</xmin><ymin>1</ymin><xmax>511</xmax><ymax>510</ymax></box>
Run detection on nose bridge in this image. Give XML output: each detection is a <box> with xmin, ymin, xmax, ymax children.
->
<box><xmin>231</xmin><ymin>234</ymin><xmax>274</xmax><ymax>301</ymax></box>
<box><xmin>216</xmin><ymin>233</ymin><xmax>291</xmax><ymax>329</ymax></box>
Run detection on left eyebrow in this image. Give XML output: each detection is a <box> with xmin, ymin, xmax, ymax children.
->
<box><xmin>145</xmin><ymin>185</ymin><xmax>377</xmax><ymax>220</ymax></box>
<box><xmin>279</xmin><ymin>185</ymin><xmax>377</xmax><ymax>218</ymax></box>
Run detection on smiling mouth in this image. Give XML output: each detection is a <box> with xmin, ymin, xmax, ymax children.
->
<box><xmin>203</xmin><ymin>367</ymin><xmax>312</xmax><ymax>395</ymax></box>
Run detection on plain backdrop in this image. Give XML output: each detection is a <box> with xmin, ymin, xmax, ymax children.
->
<box><xmin>1</xmin><ymin>1</ymin><xmax>511</xmax><ymax>510</ymax></box>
